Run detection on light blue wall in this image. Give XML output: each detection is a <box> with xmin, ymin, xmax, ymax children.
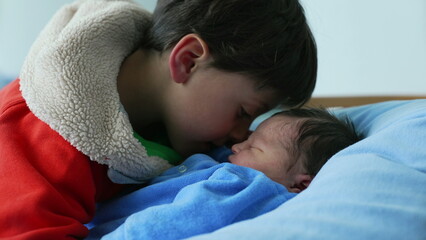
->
<box><xmin>0</xmin><ymin>0</ymin><xmax>69</xmax><ymax>79</ymax></box>
<box><xmin>0</xmin><ymin>0</ymin><xmax>155</xmax><ymax>79</ymax></box>
<box><xmin>300</xmin><ymin>0</ymin><xmax>426</xmax><ymax>96</ymax></box>
<box><xmin>1</xmin><ymin>0</ymin><xmax>425</xmax><ymax>95</ymax></box>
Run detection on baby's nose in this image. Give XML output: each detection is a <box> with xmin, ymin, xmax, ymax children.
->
<box><xmin>231</xmin><ymin>143</ymin><xmax>241</xmax><ymax>154</ymax></box>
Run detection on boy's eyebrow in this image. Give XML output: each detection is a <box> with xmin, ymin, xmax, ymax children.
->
<box><xmin>257</xmin><ymin>101</ymin><xmax>274</xmax><ymax>112</ymax></box>
<box><xmin>251</xmin><ymin>103</ymin><xmax>270</xmax><ymax>117</ymax></box>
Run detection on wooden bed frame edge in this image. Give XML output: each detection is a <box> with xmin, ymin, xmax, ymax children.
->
<box><xmin>306</xmin><ymin>96</ymin><xmax>426</xmax><ymax>108</ymax></box>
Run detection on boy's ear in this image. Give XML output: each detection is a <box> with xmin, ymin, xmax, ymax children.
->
<box><xmin>288</xmin><ymin>174</ymin><xmax>313</xmax><ymax>193</ymax></box>
<box><xmin>169</xmin><ymin>34</ymin><xmax>209</xmax><ymax>84</ymax></box>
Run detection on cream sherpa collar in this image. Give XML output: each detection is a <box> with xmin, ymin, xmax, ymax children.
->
<box><xmin>19</xmin><ymin>0</ymin><xmax>171</xmax><ymax>183</ymax></box>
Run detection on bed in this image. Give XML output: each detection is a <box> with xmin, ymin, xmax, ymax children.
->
<box><xmin>192</xmin><ymin>97</ymin><xmax>426</xmax><ymax>240</ymax></box>
<box><xmin>82</xmin><ymin>96</ymin><xmax>426</xmax><ymax>240</ymax></box>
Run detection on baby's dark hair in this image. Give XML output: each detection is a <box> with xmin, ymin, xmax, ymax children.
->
<box><xmin>276</xmin><ymin>108</ymin><xmax>362</xmax><ymax>176</ymax></box>
<box><xmin>145</xmin><ymin>0</ymin><xmax>317</xmax><ymax>107</ymax></box>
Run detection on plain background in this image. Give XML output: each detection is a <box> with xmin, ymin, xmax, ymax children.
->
<box><xmin>0</xmin><ymin>0</ymin><xmax>425</xmax><ymax>96</ymax></box>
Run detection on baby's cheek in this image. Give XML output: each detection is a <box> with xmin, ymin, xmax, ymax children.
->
<box><xmin>231</xmin><ymin>154</ymin><xmax>258</xmax><ymax>169</ymax></box>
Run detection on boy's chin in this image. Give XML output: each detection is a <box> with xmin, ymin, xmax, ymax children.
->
<box><xmin>176</xmin><ymin>142</ymin><xmax>216</xmax><ymax>157</ymax></box>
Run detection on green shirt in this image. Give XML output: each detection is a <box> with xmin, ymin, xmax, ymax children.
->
<box><xmin>133</xmin><ymin>132</ymin><xmax>183</xmax><ymax>166</ymax></box>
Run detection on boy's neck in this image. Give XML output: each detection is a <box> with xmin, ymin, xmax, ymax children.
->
<box><xmin>117</xmin><ymin>48</ymin><xmax>170</xmax><ymax>134</ymax></box>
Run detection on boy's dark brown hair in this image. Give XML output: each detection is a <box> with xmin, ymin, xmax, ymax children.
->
<box><xmin>276</xmin><ymin>108</ymin><xmax>362</xmax><ymax>176</ymax></box>
<box><xmin>144</xmin><ymin>0</ymin><xmax>317</xmax><ymax>107</ymax></box>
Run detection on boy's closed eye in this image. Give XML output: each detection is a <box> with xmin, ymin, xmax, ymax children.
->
<box><xmin>238</xmin><ymin>106</ymin><xmax>252</xmax><ymax>119</ymax></box>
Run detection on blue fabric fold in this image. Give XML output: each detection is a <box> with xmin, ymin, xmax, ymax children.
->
<box><xmin>86</xmin><ymin>153</ymin><xmax>296</xmax><ymax>240</ymax></box>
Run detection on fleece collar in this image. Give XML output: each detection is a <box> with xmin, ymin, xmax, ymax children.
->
<box><xmin>19</xmin><ymin>0</ymin><xmax>171</xmax><ymax>183</ymax></box>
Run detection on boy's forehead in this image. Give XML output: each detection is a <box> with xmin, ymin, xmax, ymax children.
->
<box><xmin>239</xmin><ymin>80</ymin><xmax>282</xmax><ymax>114</ymax></box>
<box><xmin>252</xmin><ymin>87</ymin><xmax>282</xmax><ymax>111</ymax></box>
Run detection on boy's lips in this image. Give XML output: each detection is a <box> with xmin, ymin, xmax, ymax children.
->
<box><xmin>207</xmin><ymin>142</ymin><xmax>221</xmax><ymax>150</ymax></box>
<box><xmin>210</xmin><ymin>144</ymin><xmax>222</xmax><ymax>153</ymax></box>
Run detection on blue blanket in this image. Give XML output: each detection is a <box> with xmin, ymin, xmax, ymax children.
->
<box><xmin>86</xmin><ymin>153</ymin><xmax>296</xmax><ymax>239</ymax></box>
<box><xmin>187</xmin><ymin>100</ymin><xmax>426</xmax><ymax>240</ymax></box>
<box><xmin>87</xmin><ymin>100</ymin><xmax>426</xmax><ymax>240</ymax></box>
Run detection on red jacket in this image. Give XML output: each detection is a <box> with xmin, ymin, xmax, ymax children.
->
<box><xmin>0</xmin><ymin>80</ymin><xmax>125</xmax><ymax>239</ymax></box>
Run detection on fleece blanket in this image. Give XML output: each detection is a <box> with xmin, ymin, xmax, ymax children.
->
<box><xmin>86</xmin><ymin>152</ymin><xmax>296</xmax><ymax>240</ymax></box>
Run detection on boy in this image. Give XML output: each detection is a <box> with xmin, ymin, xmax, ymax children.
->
<box><xmin>0</xmin><ymin>0</ymin><xmax>316</xmax><ymax>239</ymax></box>
<box><xmin>86</xmin><ymin>107</ymin><xmax>362</xmax><ymax>239</ymax></box>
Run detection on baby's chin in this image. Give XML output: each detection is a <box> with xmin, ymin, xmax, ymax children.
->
<box><xmin>227</xmin><ymin>154</ymin><xmax>236</xmax><ymax>163</ymax></box>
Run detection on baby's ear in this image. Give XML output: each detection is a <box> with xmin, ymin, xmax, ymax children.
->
<box><xmin>288</xmin><ymin>174</ymin><xmax>313</xmax><ymax>193</ymax></box>
<box><xmin>168</xmin><ymin>34</ymin><xmax>209</xmax><ymax>84</ymax></box>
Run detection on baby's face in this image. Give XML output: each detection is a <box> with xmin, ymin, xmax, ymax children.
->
<box><xmin>229</xmin><ymin>114</ymin><xmax>306</xmax><ymax>188</ymax></box>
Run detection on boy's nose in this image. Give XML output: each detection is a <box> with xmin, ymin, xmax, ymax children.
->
<box><xmin>212</xmin><ymin>123</ymin><xmax>251</xmax><ymax>148</ymax></box>
<box><xmin>228</xmin><ymin>123</ymin><xmax>250</xmax><ymax>144</ymax></box>
<box><xmin>231</xmin><ymin>143</ymin><xmax>240</xmax><ymax>154</ymax></box>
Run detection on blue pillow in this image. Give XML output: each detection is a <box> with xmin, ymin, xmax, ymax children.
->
<box><xmin>187</xmin><ymin>100</ymin><xmax>426</xmax><ymax>240</ymax></box>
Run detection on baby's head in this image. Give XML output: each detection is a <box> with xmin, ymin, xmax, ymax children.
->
<box><xmin>146</xmin><ymin>0</ymin><xmax>317</xmax><ymax>108</ymax></box>
<box><xmin>230</xmin><ymin>108</ymin><xmax>361</xmax><ymax>192</ymax></box>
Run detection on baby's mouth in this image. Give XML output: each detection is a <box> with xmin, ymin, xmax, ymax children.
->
<box><xmin>227</xmin><ymin>154</ymin><xmax>235</xmax><ymax>163</ymax></box>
